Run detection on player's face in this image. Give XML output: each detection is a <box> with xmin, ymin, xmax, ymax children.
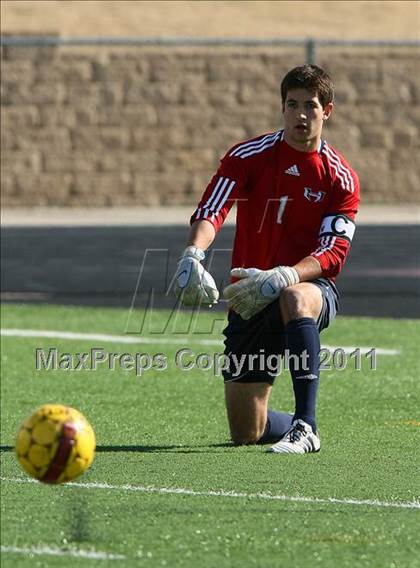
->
<box><xmin>282</xmin><ymin>89</ymin><xmax>333</xmax><ymax>151</ymax></box>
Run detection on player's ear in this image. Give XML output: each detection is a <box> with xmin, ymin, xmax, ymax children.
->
<box><xmin>323</xmin><ymin>102</ymin><xmax>333</xmax><ymax>120</ymax></box>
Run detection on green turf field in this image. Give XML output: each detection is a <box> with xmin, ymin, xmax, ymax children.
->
<box><xmin>1</xmin><ymin>303</ymin><xmax>419</xmax><ymax>567</ymax></box>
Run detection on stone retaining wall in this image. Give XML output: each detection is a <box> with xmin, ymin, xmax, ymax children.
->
<box><xmin>2</xmin><ymin>42</ymin><xmax>420</xmax><ymax>206</ymax></box>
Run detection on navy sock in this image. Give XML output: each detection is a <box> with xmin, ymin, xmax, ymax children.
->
<box><xmin>285</xmin><ymin>317</ymin><xmax>320</xmax><ymax>433</ymax></box>
<box><xmin>258</xmin><ymin>410</ymin><xmax>294</xmax><ymax>443</ymax></box>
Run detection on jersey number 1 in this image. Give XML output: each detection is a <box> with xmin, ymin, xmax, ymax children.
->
<box><xmin>277</xmin><ymin>196</ymin><xmax>290</xmax><ymax>224</ymax></box>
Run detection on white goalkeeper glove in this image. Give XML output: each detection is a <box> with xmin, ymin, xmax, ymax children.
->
<box><xmin>223</xmin><ymin>266</ymin><xmax>299</xmax><ymax>320</ymax></box>
<box><xmin>174</xmin><ymin>246</ymin><xmax>219</xmax><ymax>307</ymax></box>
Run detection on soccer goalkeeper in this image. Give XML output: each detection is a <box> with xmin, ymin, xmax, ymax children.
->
<box><xmin>175</xmin><ymin>65</ymin><xmax>360</xmax><ymax>454</ymax></box>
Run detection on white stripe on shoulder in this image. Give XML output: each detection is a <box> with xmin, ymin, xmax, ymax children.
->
<box><xmin>230</xmin><ymin>130</ymin><xmax>283</xmax><ymax>158</ymax></box>
<box><xmin>325</xmin><ymin>147</ymin><xmax>353</xmax><ymax>193</ymax></box>
<box><xmin>229</xmin><ymin>132</ymin><xmax>276</xmax><ymax>157</ymax></box>
<box><xmin>238</xmin><ymin>132</ymin><xmax>282</xmax><ymax>159</ymax></box>
<box><xmin>322</xmin><ymin>144</ymin><xmax>354</xmax><ymax>193</ymax></box>
<box><xmin>322</xmin><ymin>145</ymin><xmax>351</xmax><ymax>192</ymax></box>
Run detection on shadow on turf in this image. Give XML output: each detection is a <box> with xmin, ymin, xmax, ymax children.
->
<box><xmin>0</xmin><ymin>443</ymin><xmax>234</xmax><ymax>453</ymax></box>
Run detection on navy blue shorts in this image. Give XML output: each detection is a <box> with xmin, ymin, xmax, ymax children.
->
<box><xmin>222</xmin><ymin>278</ymin><xmax>339</xmax><ymax>385</ymax></box>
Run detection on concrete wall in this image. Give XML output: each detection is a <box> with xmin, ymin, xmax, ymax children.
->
<box><xmin>2</xmin><ymin>43</ymin><xmax>420</xmax><ymax>206</ymax></box>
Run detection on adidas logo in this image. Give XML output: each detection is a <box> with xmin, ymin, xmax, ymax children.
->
<box><xmin>285</xmin><ymin>165</ymin><xmax>300</xmax><ymax>176</ymax></box>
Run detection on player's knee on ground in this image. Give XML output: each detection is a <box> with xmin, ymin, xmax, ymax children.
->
<box><xmin>230</xmin><ymin>425</ymin><xmax>264</xmax><ymax>445</ymax></box>
<box><xmin>224</xmin><ymin>381</ymin><xmax>271</xmax><ymax>445</ymax></box>
<box><xmin>227</xmin><ymin>406</ymin><xmax>266</xmax><ymax>445</ymax></box>
<box><xmin>227</xmin><ymin>406</ymin><xmax>266</xmax><ymax>444</ymax></box>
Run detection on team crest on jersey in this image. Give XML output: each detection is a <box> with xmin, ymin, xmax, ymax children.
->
<box><xmin>304</xmin><ymin>187</ymin><xmax>326</xmax><ymax>203</ymax></box>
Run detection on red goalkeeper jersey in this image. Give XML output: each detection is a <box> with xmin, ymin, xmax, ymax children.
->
<box><xmin>191</xmin><ymin>129</ymin><xmax>360</xmax><ymax>281</ymax></box>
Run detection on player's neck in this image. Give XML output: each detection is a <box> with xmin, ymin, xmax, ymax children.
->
<box><xmin>283</xmin><ymin>132</ymin><xmax>321</xmax><ymax>153</ymax></box>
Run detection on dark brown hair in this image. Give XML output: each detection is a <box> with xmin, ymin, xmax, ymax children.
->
<box><xmin>281</xmin><ymin>65</ymin><xmax>334</xmax><ymax>108</ymax></box>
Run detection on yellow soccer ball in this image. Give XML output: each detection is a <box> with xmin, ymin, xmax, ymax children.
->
<box><xmin>15</xmin><ymin>404</ymin><xmax>96</xmax><ymax>484</ymax></box>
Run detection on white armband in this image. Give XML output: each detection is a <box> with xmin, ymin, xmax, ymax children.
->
<box><xmin>319</xmin><ymin>214</ymin><xmax>356</xmax><ymax>242</ymax></box>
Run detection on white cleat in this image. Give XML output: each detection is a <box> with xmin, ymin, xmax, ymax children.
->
<box><xmin>267</xmin><ymin>419</ymin><xmax>320</xmax><ymax>454</ymax></box>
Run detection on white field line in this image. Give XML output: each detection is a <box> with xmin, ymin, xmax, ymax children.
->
<box><xmin>0</xmin><ymin>544</ymin><xmax>125</xmax><ymax>560</ymax></box>
<box><xmin>0</xmin><ymin>328</ymin><xmax>400</xmax><ymax>356</ymax></box>
<box><xmin>1</xmin><ymin>476</ymin><xmax>418</xmax><ymax>510</ymax></box>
